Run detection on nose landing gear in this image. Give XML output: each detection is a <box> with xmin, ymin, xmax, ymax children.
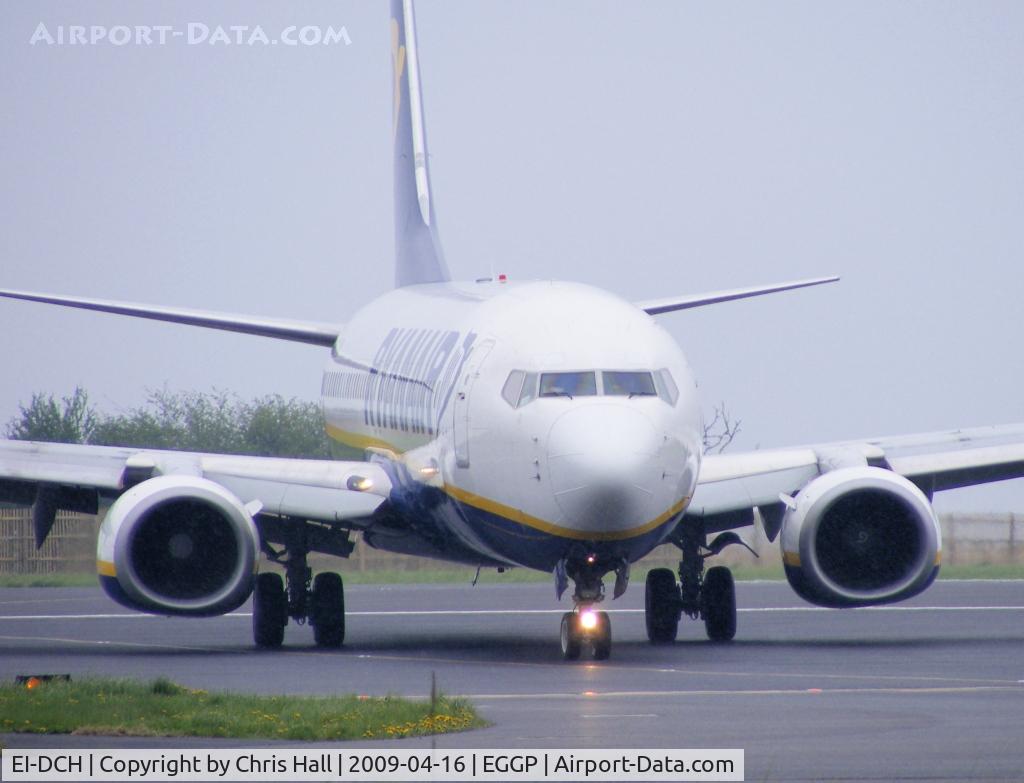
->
<box><xmin>560</xmin><ymin>607</ymin><xmax>612</xmax><ymax>660</ymax></box>
<box><xmin>557</xmin><ymin>554</ymin><xmax>615</xmax><ymax>660</ymax></box>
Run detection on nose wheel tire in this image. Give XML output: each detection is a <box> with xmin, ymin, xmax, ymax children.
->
<box><xmin>702</xmin><ymin>566</ymin><xmax>737</xmax><ymax>641</ymax></box>
<box><xmin>253</xmin><ymin>572</ymin><xmax>287</xmax><ymax>648</ymax></box>
<box><xmin>560</xmin><ymin>612</ymin><xmax>582</xmax><ymax>660</ymax></box>
<box><xmin>592</xmin><ymin>611</ymin><xmax>612</xmax><ymax>660</ymax></box>
<box><xmin>645</xmin><ymin>567</ymin><xmax>680</xmax><ymax>643</ymax></box>
<box><xmin>311</xmin><ymin>572</ymin><xmax>346</xmax><ymax>648</ymax></box>
<box><xmin>561</xmin><ymin>610</ymin><xmax>612</xmax><ymax>660</ymax></box>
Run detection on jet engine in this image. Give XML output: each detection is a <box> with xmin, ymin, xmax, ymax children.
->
<box><xmin>96</xmin><ymin>475</ymin><xmax>260</xmax><ymax>616</ymax></box>
<box><xmin>780</xmin><ymin>467</ymin><xmax>941</xmax><ymax>607</ymax></box>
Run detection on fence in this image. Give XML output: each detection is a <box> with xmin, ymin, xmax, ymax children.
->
<box><xmin>0</xmin><ymin>509</ymin><xmax>1021</xmax><ymax>574</ymax></box>
<box><xmin>0</xmin><ymin>508</ymin><xmax>99</xmax><ymax>574</ymax></box>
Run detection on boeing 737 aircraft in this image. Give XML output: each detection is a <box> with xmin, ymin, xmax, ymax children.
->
<box><xmin>2</xmin><ymin>1</ymin><xmax>1023</xmax><ymax>660</ymax></box>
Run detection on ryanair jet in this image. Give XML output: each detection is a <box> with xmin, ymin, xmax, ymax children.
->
<box><xmin>2</xmin><ymin>1</ymin><xmax>1022</xmax><ymax>660</ymax></box>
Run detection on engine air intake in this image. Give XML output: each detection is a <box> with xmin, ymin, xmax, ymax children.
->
<box><xmin>130</xmin><ymin>499</ymin><xmax>241</xmax><ymax>600</ymax></box>
<box><xmin>98</xmin><ymin>475</ymin><xmax>260</xmax><ymax>616</ymax></box>
<box><xmin>780</xmin><ymin>467</ymin><xmax>941</xmax><ymax>608</ymax></box>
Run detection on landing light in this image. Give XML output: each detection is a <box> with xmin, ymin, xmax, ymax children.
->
<box><xmin>579</xmin><ymin>610</ymin><xmax>598</xmax><ymax>631</ymax></box>
<box><xmin>347</xmin><ymin>475</ymin><xmax>373</xmax><ymax>492</ymax></box>
<box><xmin>16</xmin><ymin>674</ymin><xmax>70</xmax><ymax>689</ymax></box>
<box><xmin>585</xmin><ymin>554</ymin><xmax>596</xmax><ymax>565</ymax></box>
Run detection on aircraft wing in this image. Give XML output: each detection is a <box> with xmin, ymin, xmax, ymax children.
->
<box><xmin>0</xmin><ymin>288</ymin><xmax>342</xmax><ymax>347</ymax></box>
<box><xmin>0</xmin><ymin>438</ymin><xmax>389</xmax><ymax>536</ymax></box>
<box><xmin>636</xmin><ymin>276</ymin><xmax>839</xmax><ymax>315</ymax></box>
<box><xmin>691</xmin><ymin>423</ymin><xmax>1024</xmax><ymax>535</ymax></box>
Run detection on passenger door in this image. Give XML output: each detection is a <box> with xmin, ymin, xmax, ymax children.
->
<box><xmin>453</xmin><ymin>339</ymin><xmax>495</xmax><ymax>468</ymax></box>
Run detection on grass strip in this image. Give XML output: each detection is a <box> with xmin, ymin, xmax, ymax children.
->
<box><xmin>0</xmin><ymin>677</ymin><xmax>484</xmax><ymax>741</ymax></box>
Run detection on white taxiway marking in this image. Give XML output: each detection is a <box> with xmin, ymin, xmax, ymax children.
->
<box><xmin>0</xmin><ymin>597</ymin><xmax>101</xmax><ymax>606</ymax></box>
<box><xmin>3</xmin><ymin>605</ymin><xmax>1024</xmax><ymax>621</ymax></box>
<box><xmin>0</xmin><ymin>633</ymin><xmax>213</xmax><ymax>652</ymax></box>
<box><xmin>349</xmin><ymin>651</ymin><xmax>1019</xmax><ymax>685</ymax></box>
<box><xmin>466</xmin><ymin>685</ymin><xmax>1024</xmax><ymax>701</ymax></box>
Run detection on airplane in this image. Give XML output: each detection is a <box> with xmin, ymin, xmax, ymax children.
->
<box><xmin>2</xmin><ymin>0</ymin><xmax>1024</xmax><ymax>661</ymax></box>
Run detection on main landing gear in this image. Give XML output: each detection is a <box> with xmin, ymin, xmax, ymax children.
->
<box><xmin>253</xmin><ymin>522</ymin><xmax>347</xmax><ymax>649</ymax></box>
<box><xmin>644</xmin><ymin>524</ymin><xmax>754</xmax><ymax>644</ymax></box>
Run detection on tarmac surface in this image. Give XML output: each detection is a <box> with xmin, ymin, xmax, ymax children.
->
<box><xmin>1</xmin><ymin>579</ymin><xmax>1023</xmax><ymax>782</ymax></box>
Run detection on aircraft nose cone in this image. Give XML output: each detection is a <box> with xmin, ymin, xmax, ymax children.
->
<box><xmin>546</xmin><ymin>404</ymin><xmax>660</xmax><ymax>535</ymax></box>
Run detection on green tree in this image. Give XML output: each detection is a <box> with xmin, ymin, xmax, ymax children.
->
<box><xmin>9</xmin><ymin>387</ymin><xmax>330</xmax><ymax>458</ymax></box>
<box><xmin>89</xmin><ymin>407</ymin><xmax>181</xmax><ymax>450</ymax></box>
<box><xmin>89</xmin><ymin>388</ymin><xmax>328</xmax><ymax>457</ymax></box>
<box><xmin>242</xmin><ymin>395</ymin><xmax>331</xmax><ymax>458</ymax></box>
<box><xmin>153</xmin><ymin>388</ymin><xmax>245</xmax><ymax>453</ymax></box>
<box><xmin>5</xmin><ymin>387</ymin><xmax>96</xmax><ymax>444</ymax></box>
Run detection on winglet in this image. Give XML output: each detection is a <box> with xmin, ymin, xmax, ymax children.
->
<box><xmin>636</xmin><ymin>276</ymin><xmax>839</xmax><ymax>316</ymax></box>
<box><xmin>391</xmin><ymin>0</ymin><xmax>450</xmax><ymax>288</ymax></box>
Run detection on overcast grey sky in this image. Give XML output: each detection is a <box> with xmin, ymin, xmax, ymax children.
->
<box><xmin>1</xmin><ymin>1</ymin><xmax>1022</xmax><ymax>511</ymax></box>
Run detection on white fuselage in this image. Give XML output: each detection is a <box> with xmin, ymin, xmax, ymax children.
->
<box><xmin>321</xmin><ymin>279</ymin><xmax>702</xmax><ymax>572</ymax></box>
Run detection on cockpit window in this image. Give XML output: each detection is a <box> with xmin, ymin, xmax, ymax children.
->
<box><xmin>603</xmin><ymin>371</ymin><xmax>656</xmax><ymax>397</ymax></box>
<box><xmin>501</xmin><ymin>371</ymin><xmax>525</xmax><ymax>408</ymax></box>
<box><xmin>518</xmin><ymin>372</ymin><xmax>538</xmax><ymax>407</ymax></box>
<box><xmin>654</xmin><ymin>368</ymin><xmax>679</xmax><ymax>406</ymax></box>
<box><xmin>540</xmin><ymin>371</ymin><xmax>597</xmax><ymax>398</ymax></box>
<box><xmin>504</xmin><ymin>368</ymin><xmax>674</xmax><ymax>407</ymax></box>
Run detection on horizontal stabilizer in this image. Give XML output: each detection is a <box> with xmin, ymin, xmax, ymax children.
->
<box><xmin>637</xmin><ymin>276</ymin><xmax>839</xmax><ymax>316</ymax></box>
<box><xmin>0</xmin><ymin>288</ymin><xmax>341</xmax><ymax>347</ymax></box>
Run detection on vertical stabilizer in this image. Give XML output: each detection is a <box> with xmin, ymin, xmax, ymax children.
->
<box><xmin>391</xmin><ymin>0</ymin><xmax>450</xmax><ymax>287</ymax></box>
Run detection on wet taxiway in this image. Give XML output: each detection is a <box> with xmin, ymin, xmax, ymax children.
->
<box><xmin>2</xmin><ymin>580</ymin><xmax>1023</xmax><ymax>781</ymax></box>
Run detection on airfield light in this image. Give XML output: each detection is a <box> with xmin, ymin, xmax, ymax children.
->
<box><xmin>347</xmin><ymin>475</ymin><xmax>373</xmax><ymax>492</ymax></box>
<box><xmin>579</xmin><ymin>609</ymin><xmax>598</xmax><ymax>631</ymax></box>
<box><xmin>16</xmin><ymin>674</ymin><xmax>70</xmax><ymax>689</ymax></box>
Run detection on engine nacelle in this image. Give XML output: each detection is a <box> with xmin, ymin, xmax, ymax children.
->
<box><xmin>97</xmin><ymin>475</ymin><xmax>260</xmax><ymax>616</ymax></box>
<box><xmin>780</xmin><ymin>467</ymin><xmax>941</xmax><ymax>607</ymax></box>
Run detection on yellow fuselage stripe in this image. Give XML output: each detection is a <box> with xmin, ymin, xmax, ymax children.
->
<box><xmin>445</xmin><ymin>484</ymin><xmax>688</xmax><ymax>542</ymax></box>
<box><xmin>325</xmin><ymin>423</ymin><xmax>406</xmax><ymax>454</ymax></box>
<box><xmin>325</xmin><ymin>423</ymin><xmax>687</xmax><ymax>542</ymax></box>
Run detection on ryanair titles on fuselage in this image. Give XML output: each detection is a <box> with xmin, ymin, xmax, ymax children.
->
<box><xmin>325</xmin><ymin>328</ymin><xmax>477</xmax><ymax>437</ymax></box>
